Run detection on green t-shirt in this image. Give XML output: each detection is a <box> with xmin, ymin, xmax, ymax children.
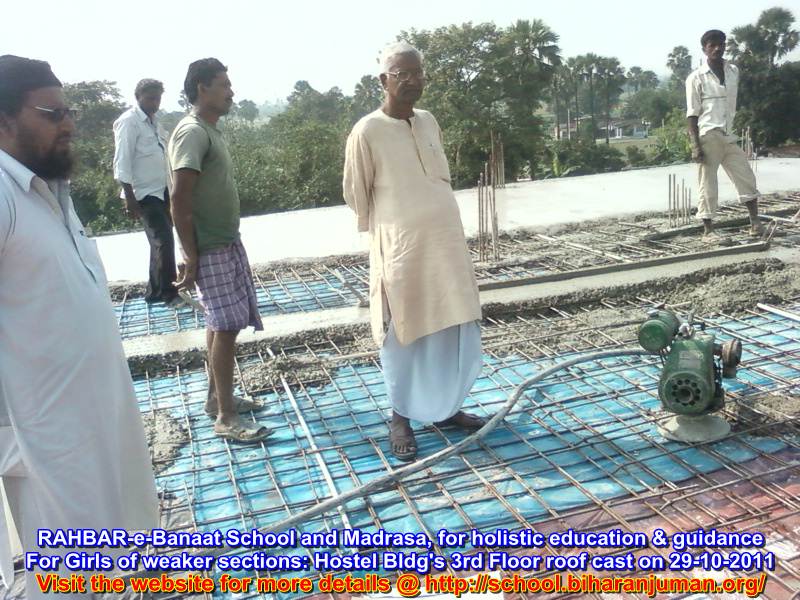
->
<box><xmin>168</xmin><ymin>113</ymin><xmax>240</xmax><ymax>254</ymax></box>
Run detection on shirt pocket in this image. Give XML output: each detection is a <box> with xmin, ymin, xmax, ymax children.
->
<box><xmin>421</xmin><ymin>135</ymin><xmax>451</xmax><ymax>183</ymax></box>
<box><xmin>68</xmin><ymin>210</ymin><xmax>108</xmax><ymax>286</ymax></box>
<box><xmin>79</xmin><ymin>237</ymin><xmax>108</xmax><ymax>287</ymax></box>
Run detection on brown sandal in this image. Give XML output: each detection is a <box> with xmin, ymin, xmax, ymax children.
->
<box><xmin>389</xmin><ymin>423</ymin><xmax>417</xmax><ymax>461</ymax></box>
<box><xmin>434</xmin><ymin>411</ymin><xmax>487</xmax><ymax>430</ymax></box>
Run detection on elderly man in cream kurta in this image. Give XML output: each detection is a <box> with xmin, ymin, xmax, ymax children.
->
<box><xmin>343</xmin><ymin>42</ymin><xmax>485</xmax><ymax>461</ymax></box>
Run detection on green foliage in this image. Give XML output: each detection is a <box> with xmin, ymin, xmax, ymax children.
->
<box><xmin>625</xmin><ymin>145</ymin><xmax>648</xmax><ymax>167</ymax></box>
<box><xmin>626</xmin><ymin>66</ymin><xmax>659</xmax><ymax>92</ymax></box>
<box><xmin>236</xmin><ymin>99</ymin><xmax>259</xmax><ymax>122</ymax></box>
<box><xmin>541</xmin><ymin>139</ymin><xmax>625</xmax><ymax>178</ymax></box>
<box><xmin>666</xmin><ymin>46</ymin><xmax>693</xmax><ymax>90</ymax></box>
<box><xmin>650</xmin><ymin>108</ymin><xmax>692</xmax><ymax>163</ymax></box>
<box><xmin>730</xmin><ymin>9</ymin><xmax>800</xmax><ymax>148</ymax></box>
<box><xmin>63</xmin><ymin>81</ymin><xmax>129</xmax><ymax>233</ymax></box>
<box><xmin>734</xmin><ymin>61</ymin><xmax>800</xmax><ymax>147</ymax></box>
<box><xmin>404</xmin><ymin>19</ymin><xmax>560</xmax><ymax>185</ymax></box>
<box><xmin>729</xmin><ymin>7</ymin><xmax>798</xmax><ymax>68</ymax></box>
<box><xmin>623</xmin><ymin>86</ymin><xmax>683</xmax><ymax>128</ymax></box>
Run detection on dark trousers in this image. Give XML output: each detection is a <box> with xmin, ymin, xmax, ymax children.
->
<box><xmin>139</xmin><ymin>194</ymin><xmax>178</xmax><ymax>303</ymax></box>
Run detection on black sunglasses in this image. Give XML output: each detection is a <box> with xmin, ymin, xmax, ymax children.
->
<box><xmin>28</xmin><ymin>105</ymin><xmax>79</xmax><ymax>123</ymax></box>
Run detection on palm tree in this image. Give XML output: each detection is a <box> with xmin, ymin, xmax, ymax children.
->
<box><xmin>667</xmin><ymin>46</ymin><xmax>693</xmax><ymax>88</ymax></box>
<box><xmin>730</xmin><ymin>8</ymin><xmax>798</xmax><ymax>68</ymax></box>
<box><xmin>627</xmin><ymin>66</ymin><xmax>643</xmax><ymax>92</ymax></box>
<box><xmin>639</xmin><ymin>70</ymin><xmax>659</xmax><ymax>89</ymax></box>
<box><xmin>596</xmin><ymin>57</ymin><xmax>626</xmax><ymax>144</ymax></box>
<box><xmin>564</xmin><ymin>56</ymin><xmax>582</xmax><ymax>136</ymax></box>
<box><xmin>549</xmin><ymin>66</ymin><xmax>574</xmax><ymax>140</ymax></box>
<box><xmin>578</xmin><ymin>53</ymin><xmax>600</xmax><ymax>140</ymax></box>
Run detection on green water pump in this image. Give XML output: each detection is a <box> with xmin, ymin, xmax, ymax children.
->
<box><xmin>638</xmin><ymin>308</ymin><xmax>742</xmax><ymax>442</ymax></box>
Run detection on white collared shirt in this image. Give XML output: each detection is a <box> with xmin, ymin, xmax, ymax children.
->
<box><xmin>112</xmin><ymin>105</ymin><xmax>168</xmax><ymax>201</ymax></box>
<box><xmin>685</xmin><ymin>60</ymin><xmax>739</xmax><ymax>137</ymax></box>
<box><xmin>0</xmin><ymin>149</ymin><xmax>158</xmax><ymax>589</ymax></box>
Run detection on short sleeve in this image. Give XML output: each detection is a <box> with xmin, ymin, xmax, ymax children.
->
<box><xmin>168</xmin><ymin>123</ymin><xmax>209</xmax><ymax>173</ymax></box>
<box><xmin>686</xmin><ymin>72</ymin><xmax>702</xmax><ymax>118</ymax></box>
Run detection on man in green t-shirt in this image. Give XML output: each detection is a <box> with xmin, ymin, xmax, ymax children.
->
<box><xmin>169</xmin><ymin>58</ymin><xmax>270</xmax><ymax>443</ymax></box>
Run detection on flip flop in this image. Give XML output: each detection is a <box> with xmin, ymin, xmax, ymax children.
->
<box><xmin>214</xmin><ymin>419</ymin><xmax>272</xmax><ymax>443</ymax></box>
<box><xmin>389</xmin><ymin>424</ymin><xmax>417</xmax><ymax>462</ymax></box>
<box><xmin>206</xmin><ymin>395</ymin><xmax>264</xmax><ymax>419</ymax></box>
<box><xmin>434</xmin><ymin>411</ymin><xmax>487</xmax><ymax>430</ymax></box>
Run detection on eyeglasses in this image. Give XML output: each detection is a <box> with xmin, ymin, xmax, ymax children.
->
<box><xmin>28</xmin><ymin>105</ymin><xmax>79</xmax><ymax>123</ymax></box>
<box><xmin>385</xmin><ymin>69</ymin><xmax>426</xmax><ymax>82</ymax></box>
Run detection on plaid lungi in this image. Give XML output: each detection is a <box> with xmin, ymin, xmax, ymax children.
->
<box><xmin>195</xmin><ymin>239</ymin><xmax>263</xmax><ymax>332</ymax></box>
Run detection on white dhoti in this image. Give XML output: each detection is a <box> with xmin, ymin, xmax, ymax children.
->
<box><xmin>380</xmin><ymin>321</ymin><xmax>482</xmax><ymax>422</ymax></box>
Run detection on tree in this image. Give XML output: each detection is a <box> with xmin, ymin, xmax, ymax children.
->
<box><xmin>595</xmin><ymin>57</ymin><xmax>626</xmax><ymax>144</ymax></box>
<box><xmin>730</xmin><ymin>9</ymin><xmax>800</xmax><ymax>147</ymax></box>
<box><xmin>63</xmin><ymin>81</ymin><xmax>129</xmax><ymax>233</ymax></box>
<box><xmin>563</xmin><ymin>57</ymin><xmax>583</xmax><ymax>136</ymax></box>
<box><xmin>496</xmin><ymin>19</ymin><xmax>561</xmax><ymax>173</ymax></box>
<box><xmin>729</xmin><ymin>7</ymin><xmax>799</xmax><ymax>68</ymax></box>
<box><xmin>577</xmin><ymin>53</ymin><xmax>600</xmax><ymax>138</ymax></box>
<box><xmin>623</xmin><ymin>87</ymin><xmax>681</xmax><ymax>129</ymax></box>
<box><xmin>237</xmin><ymin>99</ymin><xmax>259</xmax><ymax>122</ymax></box>
<box><xmin>350</xmin><ymin>75</ymin><xmax>383</xmax><ymax>121</ymax></box>
<box><xmin>667</xmin><ymin>46</ymin><xmax>693</xmax><ymax>89</ymax></box>
<box><xmin>627</xmin><ymin>66</ymin><xmax>659</xmax><ymax>91</ymax></box>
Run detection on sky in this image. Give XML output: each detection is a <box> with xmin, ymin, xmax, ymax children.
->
<box><xmin>4</xmin><ymin>0</ymin><xmax>800</xmax><ymax>110</ymax></box>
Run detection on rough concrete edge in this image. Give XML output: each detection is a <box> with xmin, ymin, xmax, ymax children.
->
<box><xmin>479</xmin><ymin>257</ymin><xmax>785</xmax><ymax>319</ymax></box>
<box><xmin>107</xmin><ymin>189</ymin><xmax>797</xmax><ymax>299</ymax></box>
<box><xmin>127</xmin><ymin>322</ymin><xmax>373</xmax><ymax>377</ymax></box>
<box><xmin>127</xmin><ymin>258</ymin><xmax>786</xmax><ymax>377</ymax></box>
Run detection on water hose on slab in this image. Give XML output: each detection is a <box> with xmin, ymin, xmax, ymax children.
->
<box><xmin>159</xmin><ymin>346</ymin><xmax>655</xmax><ymax>565</ymax></box>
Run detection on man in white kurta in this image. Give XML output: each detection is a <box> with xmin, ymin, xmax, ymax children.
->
<box><xmin>0</xmin><ymin>55</ymin><xmax>158</xmax><ymax>597</ymax></box>
<box><xmin>343</xmin><ymin>43</ymin><xmax>485</xmax><ymax>461</ymax></box>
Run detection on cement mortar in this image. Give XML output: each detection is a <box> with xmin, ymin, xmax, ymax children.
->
<box><xmin>482</xmin><ymin>259</ymin><xmax>800</xmax><ymax>319</ymax></box>
<box><xmin>141</xmin><ymin>410</ymin><xmax>190</xmax><ymax>474</ymax></box>
<box><xmin>127</xmin><ymin>324</ymin><xmax>374</xmax><ymax>379</ymax></box>
<box><xmin>730</xmin><ymin>393</ymin><xmax>800</xmax><ymax>437</ymax></box>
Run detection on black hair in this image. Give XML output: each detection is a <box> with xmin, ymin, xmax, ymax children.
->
<box><xmin>701</xmin><ymin>30</ymin><xmax>726</xmax><ymax>47</ymax></box>
<box><xmin>183</xmin><ymin>58</ymin><xmax>227</xmax><ymax>104</ymax></box>
<box><xmin>134</xmin><ymin>78</ymin><xmax>164</xmax><ymax>98</ymax></box>
<box><xmin>0</xmin><ymin>55</ymin><xmax>61</xmax><ymax>116</ymax></box>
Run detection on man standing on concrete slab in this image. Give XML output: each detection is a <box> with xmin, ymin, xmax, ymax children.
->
<box><xmin>169</xmin><ymin>58</ymin><xmax>270</xmax><ymax>443</ymax></box>
<box><xmin>686</xmin><ymin>29</ymin><xmax>765</xmax><ymax>243</ymax></box>
<box><xmin>0</xmin><ymin>55</ymin><xmax>158</xmax><ymax>597</ymax></box>
<box><xmin>343</xmin><ymin>42</ymin><xmax>485</xmax><ymax>462</ymax></box>
<box><xmin>113</xmin><ymin>78</ymin><xmax>182</xmax><ymax>306</ymax></box>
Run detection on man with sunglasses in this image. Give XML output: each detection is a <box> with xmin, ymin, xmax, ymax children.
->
<box><xmin>0</xmin><ymin>55</ymin><xmax>158</xmax><ymax>596</ymax></box>
<box><xmin>343</xmin><ymin>42</ymin><xmax>485</xmax><ymax>462</ymax></box>
<box><xmin>113</xmin><ymin>79</ymin><xmax>181</xmax><ymax>307</ymax></box>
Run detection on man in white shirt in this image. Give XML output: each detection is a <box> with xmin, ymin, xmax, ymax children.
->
<box><xmin>113</xmin><ymin>79</ymin><xmax>180</xmax><ymax>305</ymax></box>
<box><xmin>686</xmin><ymin>29</ymin><xmax>764</xmax><ymax>241</ymax></box>
<box><xmin>343</xmin><ymin>43</ymin><xmax>485</xmax><ymax>461</ymax></box>
<box><xmin>0</xmin><ymin>55</ymin><xmax>158</xmax><ymax>597</ymax></box>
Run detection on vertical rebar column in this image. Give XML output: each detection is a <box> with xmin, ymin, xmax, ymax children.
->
<box><xmin>483</xmin><ymin>162</ymin><xmax>489</xmax><ymax>262</ymax></box>
<box><xmin>681</xmin><ymin>179</ymin><xmax>686</xmax><ymax>226</ymax></box>
<box><xmin>490</xmin><ymin>161</ymin><xmax>498</xmax><ymax>261</ymax></box>
<box><xmin>477</xmin><ymin>174</ymin><xmax>484</xmax><ymax>262</ymax></box>
<box><xmin>667</xmin><ymin>174</ymin><xmax>671</xmax><ymax>227</ymax></box>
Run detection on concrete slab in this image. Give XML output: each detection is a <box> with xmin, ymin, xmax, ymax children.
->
<box><xmin>122</xmin><ymin>243</ymin><xmax>800</xmax><ymax>358</ymax></box>
<box><xmin>97</xmin><ymin>158</ymin><xmax>800</xmax><ymax>283</ymax></box>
